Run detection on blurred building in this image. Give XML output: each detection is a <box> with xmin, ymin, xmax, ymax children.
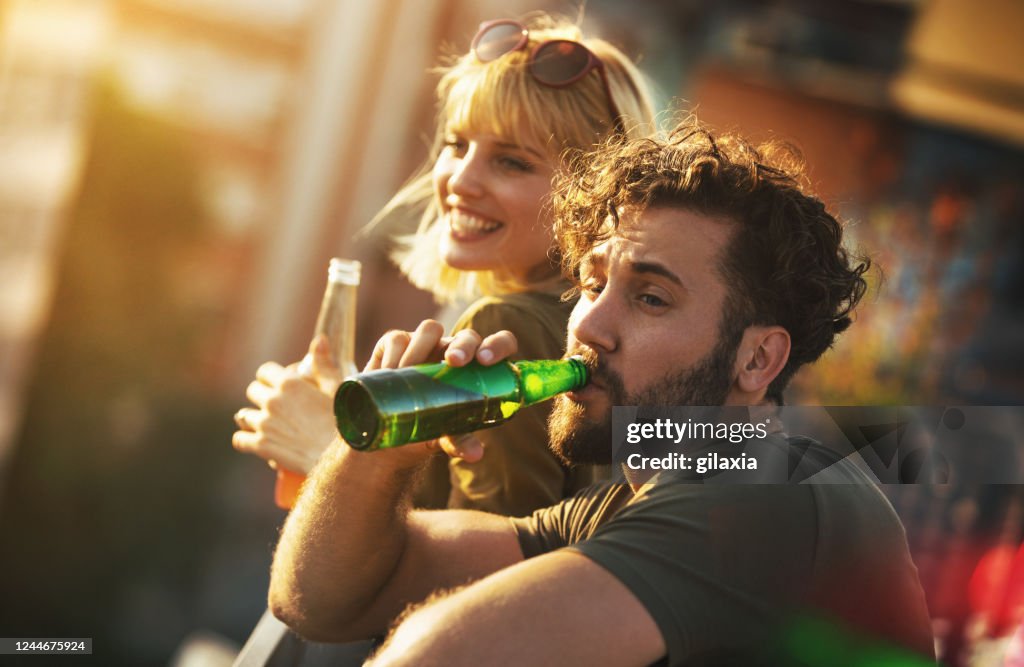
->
<box><xmin>892</xmin><ymin>0</ymin><xmax>1024</xmax><ymax>149</ymax></box>
<box><xmin>104</xmin><ymin>0</ymin><xmax>317</xmax><ymax>390</ymax></box>
<box><xmin>0</xmin><ymin>0</ymin><xmax>309</xmax><ymax>483</ymax></box>
<box><xmin>0</xmin><ymin>0</ymin><xmax>113</xmax><ymax>481</ymax></box>
<box><xmin>0</xmin><ymin>0</ymin><xmax>534</xmax><ymax>482</ymax></box>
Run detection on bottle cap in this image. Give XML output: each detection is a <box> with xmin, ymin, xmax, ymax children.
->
<box><xmin>328</xmin><ymin>258</ymin><xmax>362</xmax><ymax>285</ymax></box>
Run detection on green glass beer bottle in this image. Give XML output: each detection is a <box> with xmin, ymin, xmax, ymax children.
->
<box><xmin>334</xmin><ymin>357</ymin><xmax>588</xmax><ymax>451</ymax></box>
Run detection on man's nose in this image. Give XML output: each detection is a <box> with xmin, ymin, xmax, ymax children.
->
<box><xmin>568</xmin><ymin>290</ymin><xmax>618</xmax><ymax>355</ymax></box>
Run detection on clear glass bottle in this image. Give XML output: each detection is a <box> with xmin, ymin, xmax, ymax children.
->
<box><xmin>334</xmin><ymin>357</ymin><xmax>588</xmax><ymax>451</ymax></box>
<box><xmin>276</xmin><ymin>258</ymin><xmax>361</xmax><ymax>509</ymax></box>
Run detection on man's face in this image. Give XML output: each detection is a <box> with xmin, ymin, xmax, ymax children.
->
<box><xmin>549</xmin><ymin>207</ymin><xmax>745</xmax><ymax>465</ymax></box>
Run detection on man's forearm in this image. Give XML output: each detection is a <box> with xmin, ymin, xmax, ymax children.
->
<box><xmin>269</xmin><ymin>438</ymin><xmax>427</xmax><ymax>640</ymax></box>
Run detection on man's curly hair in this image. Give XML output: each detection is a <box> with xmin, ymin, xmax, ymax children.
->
<box><xmin>553</xmin><ymin>119</ymin><xmax>870</xmax><ymax>402</ymax></box>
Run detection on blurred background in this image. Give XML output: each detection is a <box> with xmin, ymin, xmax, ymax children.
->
<box><xmin>0</xmin><ymin>0</ymin><xmax>1021</xmax><ymax>664</ymax></box>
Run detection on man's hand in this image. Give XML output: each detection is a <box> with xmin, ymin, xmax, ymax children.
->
<box><xmin>364</xmin><ymin>319</ymin><xmax>516</xmax><ymax>371</ymax></box>
<box><xmin>363</xmin><ymin>320</ymin><xmax>518</xmax><ymax>463</ymax></box>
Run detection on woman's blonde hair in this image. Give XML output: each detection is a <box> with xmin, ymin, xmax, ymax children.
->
<box><xmin>382</xmin><ymin>12</ymin><xmax>657</xmax><ymax>304</ymax></box>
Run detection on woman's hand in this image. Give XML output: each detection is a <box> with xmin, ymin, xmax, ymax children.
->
<box><xmin>232</xmin><ymin>336</ymin><xmax>341</xmax><ymax>474</ymax></box>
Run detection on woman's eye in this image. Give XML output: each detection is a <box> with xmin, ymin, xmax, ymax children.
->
<box><xmin>443</xmin><ymin>137</ymin><xmax>467</xmax><ymax>153</ymax></box>
<box><xmin>580</xmin><ymin>282</ymin><xmax>604</xmax><ymax>298</ymax></box>
<box><xmin>497</xmin><ymin>155</ymin><xmax>532</xmax><ymax>172</ymax></box>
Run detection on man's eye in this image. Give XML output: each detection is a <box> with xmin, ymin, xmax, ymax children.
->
<box><xmin>638</xmin><ymin>293</ymin><xmax>667</xmax><ymax>307</ymax></box>
<box><xmin>581</xmin><ymin>282</ymin><xmax>604</xmax><ymax>297</ymax></box>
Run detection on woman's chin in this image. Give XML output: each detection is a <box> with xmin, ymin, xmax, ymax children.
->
<box><xmin>440</xmin><ymin>238</ymin><xmax>501</xmax><ymax>271</ymax></box>
<box><xmin>439</xmin><ymin>249</ymin><xmax>494</xmax><ymax>272</ymax></box>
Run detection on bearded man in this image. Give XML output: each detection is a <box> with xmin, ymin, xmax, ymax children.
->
<box><xmin>267</xmin><ymin>121</ymin><xmax>935</xmax><ymax>667</ymax></box>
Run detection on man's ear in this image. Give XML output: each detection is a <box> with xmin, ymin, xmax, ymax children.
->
<box><xmin>734</xmin><ymin>325</ymin><xmax>790</xmax><ymax>396</ymax></box>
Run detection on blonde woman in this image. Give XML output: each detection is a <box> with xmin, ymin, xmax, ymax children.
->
<box><xmin>234</xmin><ymin>13</ymin><xmax>656</xmax><ymax>516</ymax></box>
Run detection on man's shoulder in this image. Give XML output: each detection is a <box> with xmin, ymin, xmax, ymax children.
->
<box><xmin>548</xmin><ymin>480</ymin><xmax>633</xmax><ymax>535</ymax></box>
<box><xmin>577</xmin><ymin>438</ymin><xmax>934</xmax><ymax>663</ymax></box>
<box><xmin>603</xmin><ymin>433</ymin><xmax>907</xmax><ymax>560</ymax></box>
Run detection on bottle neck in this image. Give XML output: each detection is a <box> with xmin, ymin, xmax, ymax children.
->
<box><xmin>514</xmin><ymin>358</ymin><xmax>589</xmax><ymax>406</ymax></box>
<box><xmin>316</xmin><ymin>281</ymin><xmax>358</xmax><ymax>375</ymax></box>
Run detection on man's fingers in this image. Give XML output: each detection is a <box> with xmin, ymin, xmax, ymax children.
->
<box><xmin>437</xmin><ymin>433</ymin><xmax>484</xmax><ymax>463</ymax></box>
<box><xmin>369</xmin><ymin>330</ymin><xmax>413</xmax><ymax>370</ymax></box>
<box><xmin>443</xmin><ymin>329</ymin><xmax>483</xmax><ymax>366</ymax></box>
<box><xmin>399</xmin><ymin>320</ymin><xmax>446</xmax><ymax>367</ymax></box>
<box><xmin>442</xmin><ymin>329</ymin><xmax>517</xmax><ymax>366</ymax></box>
<box><xmin>477</xmin><ymin>330</ymin><xmax>517</xmax><ymax>365</ymax></box>
<box><xmin>379</xmin><ymin>330</ymin><xmax>410</xmax><ymax>368</ymax></box>
<box><xmin>366</xmin><ymin>321</ymin><xmax>459</xmax><ymax>372</ymax></box>
<box><xmin>365</xmin><ymin>339</ymin><xmax>384</xmax><ymax>371</ymax></box>
<box><xmin>362</xmin><ymin>326</ymin><xmax>513</xmax><ymax>367</ymax></box>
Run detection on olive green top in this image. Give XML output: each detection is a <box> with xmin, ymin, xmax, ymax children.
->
<box><xmin>413</xmin><ymin>289</ymin><xmax>608</xmax><ymax>516</ymax></box>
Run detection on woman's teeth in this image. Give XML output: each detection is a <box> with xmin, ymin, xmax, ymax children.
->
<box><xmin>450</xmin><ymin>211</ymin><xmax>501</xmax><ymax>234</ymax></box>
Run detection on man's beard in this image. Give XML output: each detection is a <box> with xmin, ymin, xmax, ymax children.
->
<box><xmin>548</xmin><ymin>325</ymin><xmax>742</xmax><ymax>466</ymax></box>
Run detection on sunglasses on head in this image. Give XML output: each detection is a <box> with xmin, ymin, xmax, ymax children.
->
<box><xmin>471</xmin><ymin>19</ymin><xmax>624</xmax><ymax>133</ymax></box>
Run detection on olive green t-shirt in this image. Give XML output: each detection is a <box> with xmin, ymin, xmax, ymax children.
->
<box><xmin>415</xmin><ymin>290</ymin><xmax>608</xmax><ymax>516</ymax></box>
<box><xmin>511</xmin><ymin>436</ymin><xmax>935</xmax><ymax>666</ymax></box>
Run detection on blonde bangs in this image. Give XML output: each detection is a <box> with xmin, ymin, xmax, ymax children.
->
<box><xmin>438</xmin><ymin>25</ymin><xmax>626</xmax><ymax>158</ymax></box>
<box><xmin>440</xmin><ymin>53</ymin><xmax>551</xmax><ymax>156</ymax></box>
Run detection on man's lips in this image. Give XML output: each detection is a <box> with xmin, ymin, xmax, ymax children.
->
<box><xmin>567</xmin><ymin>374</ymin><xmax>607</xmax><ymax>402</ymax></box>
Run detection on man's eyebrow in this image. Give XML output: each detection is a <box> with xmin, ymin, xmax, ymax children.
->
<box><xmin>630</xmin><ymin>260</ymin><xmax>684</xmax><ymax>287</ymax></box>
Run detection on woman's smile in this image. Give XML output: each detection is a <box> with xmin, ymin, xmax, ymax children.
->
<box><xmin>447</xmin><ymin>208</ymin><xmax>504</xmax><ymax>240</ymax></box>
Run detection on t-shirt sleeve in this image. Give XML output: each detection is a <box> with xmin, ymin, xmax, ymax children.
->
<box><xmin>509</xmin><ymin>482</ymin><xmax>621</xmax><ymax>558</ymax></box>
<box><xmin>445</xmin><ymin>296</ymin><xmax>573</xmax><ymax>516</ymax></box>
<box><xmin>508</xmin><ymin>501</ymin><xmax>570</xmax><ymax>559</ymax></box>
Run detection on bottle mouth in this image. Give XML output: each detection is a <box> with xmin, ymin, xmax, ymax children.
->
<box><xmin>328</xmin><ymin>258</ymin><xmax>362</xmax><ymax>285</ymax></box>
<box><xmin>568</xmin><ymin>355</ymin><xmax>592</xmax><ymax>385</ymax></box>
<box><xmin>335</xmin><ymin>381</ymin><xmax>379</xmax><ymax>450</ymax></box>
